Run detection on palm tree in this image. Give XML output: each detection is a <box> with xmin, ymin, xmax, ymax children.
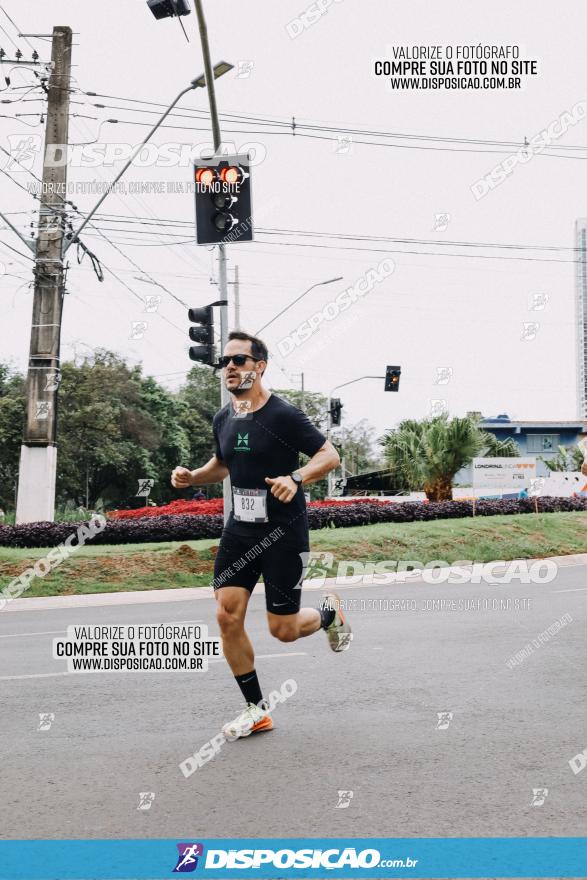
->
<box><xmin>540</xmin><ymin>444</ymin><xmax>584</xmax><ymax>472</ymax></box>
<box><xmin>382</xmin><ymin>415</ymin><xmax>519</xmax><ymax>502</ymax></box>
<box><xmin>479</xmin><ymin>433</ymin><xmax>521</xmax><ymax>458</ymax></box>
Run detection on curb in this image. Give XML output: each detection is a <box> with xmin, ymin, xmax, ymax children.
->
<box><xmin>2</xmin><ymin>552</ymin><xmax>587</xmax><ymax>613</ymax></box>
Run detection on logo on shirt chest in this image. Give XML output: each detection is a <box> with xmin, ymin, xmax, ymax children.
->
<box><xmin>234</xmin><ymin>432</ymin><xmax>250</xmax><ymax>452</ymax></box>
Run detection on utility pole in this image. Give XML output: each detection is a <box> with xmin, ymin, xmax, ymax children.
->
<box><xmin>193</xmin><ymin>0</ymin><xmax>231</xmax><ymax>523</ymax></box>
<box><xmin>300</xmin><ymin>371</ymin><xmax>305</xmax><ymax>412</ymax></box>
<box><xmin>15</xmin><ymin>26</ymin><xmax>72</xmax><ymax>524</ymax></box>
<box><xmin>233</xmin><ymin>264</ymin><xmax>240</xmax><ymax>329</ymax></box>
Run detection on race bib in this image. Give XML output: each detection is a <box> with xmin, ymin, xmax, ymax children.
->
<box><xmin>233</xmin><ymin>487</ymin><xmax>268</xmax><ymax>523</ymax></box>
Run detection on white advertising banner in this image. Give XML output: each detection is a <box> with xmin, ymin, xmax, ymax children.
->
<box><xmin>531</xmin><ymin>472</ymin><xmax>587</xmax><ymax>497</ymax></box>
<box><xmin>472</xmin><ymin>458</ymin><xmax>536</xmax><ymax>490</ymax></box>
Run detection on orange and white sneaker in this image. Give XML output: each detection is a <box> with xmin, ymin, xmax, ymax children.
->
<box><xmin>222</xmin><ymin>702</ymin><xmax>274</xmax><ymax>741</ymax></box>
<box><xmin>320</xmin><ymin>591</ymin><xmax>353</xmax><ymax>652</ymax></box>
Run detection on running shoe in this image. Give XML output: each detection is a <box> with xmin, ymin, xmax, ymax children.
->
<box><xmin>222</xmin><ymin>702</ymin><xmax>274</xmax><ymax>740</ymax></box>
<box><xmin>320</xmin><ymin>591</ymin><xmax>353</xmax><ymax>652</ymax></box>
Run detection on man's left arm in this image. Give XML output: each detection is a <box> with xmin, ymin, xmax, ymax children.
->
<box><xmin>265</xmin><ymin>441</ymin><xmax>340</xmax><ymax>502</ymax></box>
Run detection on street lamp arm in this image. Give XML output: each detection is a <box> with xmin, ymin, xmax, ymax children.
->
<box><xmin>62</xmin><ymin>80</ymin><xmax>199</xmax><ymax>255</ymax></box>
<box><xmin>256</xmin><ymin>276</ymin><xmax>343</xmax><ymax>335</ymax></box>
<box><xmin>329</xmin><ymin>375</ymin><xmax>385</xmax><ymax>397</ymax></box>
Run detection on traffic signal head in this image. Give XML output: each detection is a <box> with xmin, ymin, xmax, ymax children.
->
<box><xmin>385</xmin><ymin>365</ymin><xmax>401</xmax><ymax>392</ymax></box>
<box><xmin>194</xmin><ymin>155</ymin><xmax>253</xmax><ymax>245</ymax></box>
<box><xmin>188</xmin><ymin>304</ymin><xmax>215</xmax><ymax>366</ymax></box>
<box><xmin>147</xmin><ymin>0</ymin><xmax>191</xmax><ymax>19</ymax></box>
<box><xmin>330</xmin><ymin>398</ymin><xmax>343</xmax><ymax>426</ymax></box>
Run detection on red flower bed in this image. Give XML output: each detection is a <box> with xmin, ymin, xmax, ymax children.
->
<box><xmin>108</xmin><ymin>498</ymin><xmax>224</xmax><ymax>520</ymax></box>
<box><xmin>107</xmin><ymin>496</ymin><xmax>391</xmax><ymax>520</ymax></box>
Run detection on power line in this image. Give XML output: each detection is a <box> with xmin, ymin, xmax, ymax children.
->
<box><xmin>0</xmin><ymin>131</ymin><xmax>194</xmax><ymax>308</ymax></box>
<box><xmin>66</xmin><ymin>112</ymin><xmax>215</xmax><ymax>287</ymax></box>
<box><xmin>66</xmin><ymin>216</ymin><xmax>190</xmax><ymax>308</ymax></box>
<box><xmin>82</xmin><ymin>215</ymin><xmax>584</xmax><ymax>263</ymax></box>
<box><xmin>70</xmin><ymin>87</ymin><xmax>587</xmax><ymax>157</ymax></box>
<box><xmin>0</xmin><ymin>237</ymin><xmax>34</xmax><ymax>261</ymax></box>
<box><xmin>0</xmin><ymin>20</ymin><xmax>19</xmax><ymax>51</ymax></box>
<box><xmin>0</xmin><ymin>6</ymin><xmax>39</xmax><ymax>53</ymax></box>
<box><xmin>246</xmin><ymin>238</ymin><xmax>583</xmax><ymax>265</ymax></box>
<box><xmin>86</xmin><ymin>216</ymin><xmax>582</xmax><ymax>255</ymax></box>
<box><xmin>6</xmin><ymin>100</ymin><xmax>587</xmax><ymax>161</ymax></box>
<box><xmin>256</xmin><ymin>227</ymin><xmax>581</xmax><ymax>254</ymax></box>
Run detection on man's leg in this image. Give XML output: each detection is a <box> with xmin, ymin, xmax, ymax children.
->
<box><xmin>263</xmin><ymin>544</ymin><xmax>352</xmax><ymax>651</ymax></box>
<box><xmin>263</xmin><ymin>543</ymin><xmax>333</xmax><ymax>641</ymax></box>
<box><xmin>215</xmin><ymin>586</ymin><xmax>253</xmax><ymax>676</ymax></box>
<box><xmin>266</xmin><ymin>608</ymin><xmax>321</xmax><ymax>642</ymax></box>
<box><xmin>215</xmin><ymin>586</ymin><xmax>274</xmax><ymax>737</ymax></box>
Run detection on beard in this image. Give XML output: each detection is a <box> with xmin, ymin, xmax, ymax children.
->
<box><xmin>227</xmin><ymin>369</ymin><xmax>256</xmax><ymax>394</ymax></box>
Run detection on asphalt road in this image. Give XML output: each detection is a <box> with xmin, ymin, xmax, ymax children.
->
<box><xmin>0</xmin><ymin>562</ymin><xmax>585</xmax><ymax>847</ymax></box>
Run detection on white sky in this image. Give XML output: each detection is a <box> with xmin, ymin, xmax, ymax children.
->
<box><xmin>1</xmin><ymin>0</ymin><xmax>585</xmax><ymax>439</ymax></box>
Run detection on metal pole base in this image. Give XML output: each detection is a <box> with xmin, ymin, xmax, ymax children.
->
<box><xmin>15</xmin><ymin>445</ymin><xmax>57</xmax><ymax>524</ymax></box>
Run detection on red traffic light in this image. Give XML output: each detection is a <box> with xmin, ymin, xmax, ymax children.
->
<box><xmin>219</xmin><ymin>165</ymin><xmax>242</xmax><ymax>186</ymax></box>
<box><xmin>195</xmin><ymin>167</ymin><xmax>217</xmax><ymax>188</ymax></box>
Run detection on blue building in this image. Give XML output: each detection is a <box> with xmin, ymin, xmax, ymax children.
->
<box><xmin>455</xmin><ymin>414</ymin><xmax>587</xmax><ymax>482</ymax></box>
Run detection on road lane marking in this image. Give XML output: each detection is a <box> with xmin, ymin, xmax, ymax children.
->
<box><xmin>553</xmin><ymin>588</ymin><xmax>587</xmax><ymax>593</ymax></box>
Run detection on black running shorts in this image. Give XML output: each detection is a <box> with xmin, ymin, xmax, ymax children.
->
<box><xmin>212</xmin><ymin>530</ymin><xmax>309</xmax><ymax>615</ymax></box>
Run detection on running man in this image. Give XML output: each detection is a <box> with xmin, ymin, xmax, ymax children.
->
<box><xmin>171</xmin><ymin>330</ymin><xmax>351</xmax><ymax>739</ymax></box>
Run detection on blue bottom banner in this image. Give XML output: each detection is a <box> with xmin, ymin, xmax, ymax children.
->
<box><xmin>0</xmin><ymin>838</ymin><xmax>585</xmax><ymax>879</ymax></box>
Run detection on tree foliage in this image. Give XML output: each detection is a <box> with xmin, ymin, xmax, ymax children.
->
<box><xmin>540</xmin><ymin>444</ymin><xmax>584</xmax><ymax>472</ymax></box>
<box><xmin>381</xmin><ymin>414</ymin><xmax>519</xmax><ymax>501</ymax></box>
<box><xmin>0</xmin><ymin>353</ymin><xmax>221</xmax><ymax>511</ymax></box>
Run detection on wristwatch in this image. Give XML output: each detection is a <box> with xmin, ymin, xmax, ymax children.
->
<box><xmin>290</xmin><ymin>470</ymin><xmax>303</xmax><ymax>488</ymax></box>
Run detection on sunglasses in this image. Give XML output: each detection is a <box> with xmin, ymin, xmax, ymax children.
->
<box><xmin>218</xmin><ymin>354</ymin><xmax>261</xmax><ymax>368</ymax></box>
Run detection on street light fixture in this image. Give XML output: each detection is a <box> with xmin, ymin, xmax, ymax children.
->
<box><xmin>193</xmin><ymin>61</ymin><xmax>233</xmax><ymax>88</ymax></box>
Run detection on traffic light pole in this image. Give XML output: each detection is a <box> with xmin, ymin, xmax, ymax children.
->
<box><xmin>15</xmin><ymin>26</ymin><xmax>72</xmax><ymax>524</ymax></box>
<box><xmin>193</xmin><ymin>0</ymin><xmax>231</xmax><ymax>524</ymax></box>
<box><xmin>326</xmin><ymin>376</ymin><xmax>385</xmax><ymax>498</ymax></box>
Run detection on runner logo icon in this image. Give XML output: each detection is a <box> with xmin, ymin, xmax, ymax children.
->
<box><xmin>173</xmin><ymin>843</ymin><xmax>204</xmax><ymax>872</ymax></box>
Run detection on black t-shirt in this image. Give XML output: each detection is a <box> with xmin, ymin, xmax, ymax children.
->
<box><xmin>212</xmin><ymin>393</ymin><xmax>326</xmax><ymax>544</ymax></box>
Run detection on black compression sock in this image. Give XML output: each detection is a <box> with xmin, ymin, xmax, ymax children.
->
<box><xmin>235</xmin><ymin>670</ymin><xmax>264</xmax><ymax>708</ymax></box>
<box><xmin>319</xmin><ymin>602</ymin><xmax>336</xmax><ymax>629</ymax></box>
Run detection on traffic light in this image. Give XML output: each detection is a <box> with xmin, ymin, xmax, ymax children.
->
<box><xmin>147</xmin><ymin>0</ymin><xmax>191</xmax><ymax>19</ymax></box>
<box><xmin>385</xmin><ymin>365</ymin><xmax>401</xmax><ymax>392</ymax></box>
<box><xmin>188</xmin><ymin>305</ymin><xmax>215</xmax><ymax>366</ymax></box>
<box><xmin>330</xmin><ymin>398</ymin><xmax>343</xmax><ymax>426</ymax></box>
<box><xmin>194</xmin><ymin>155</ymin><xmax>253</xmax><ymax>245</ymax></box>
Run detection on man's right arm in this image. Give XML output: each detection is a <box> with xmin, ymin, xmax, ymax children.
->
<box><xmin>171</xmin><ymin>456</ymin><xmax>229</xmax><ymax>489</ymax></box>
